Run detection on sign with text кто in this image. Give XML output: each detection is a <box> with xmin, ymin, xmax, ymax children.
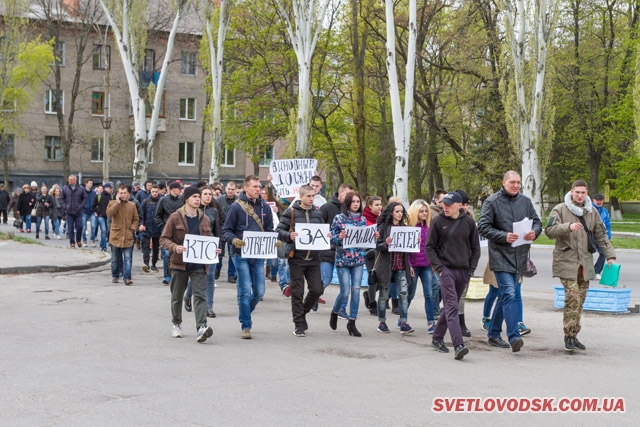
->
<box><xmin>388</xmin><ymin>227</ymin><xmax>420</xmax><ymax>253</ymax></box>
<box><xmin>182</xmin><ymin>234</ymin><xmax>220</xmax><ymax>264</ymax></box>
<box><xmin>269</xmin><ymin>158</ymin><xmax>317</xmax><ymax>198</ymax></box>
<box><xmin>241</xmin><ymin>231</ymin><xmax>279</xmax><ymax>259</ymax></box>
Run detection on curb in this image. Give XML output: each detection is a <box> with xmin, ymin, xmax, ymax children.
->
<box><xmin>0</xmin><ymin>258</ymin><xmax>111</xmax><ymax>275</ymax></box>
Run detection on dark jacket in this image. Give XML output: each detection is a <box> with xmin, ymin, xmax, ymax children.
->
<box><xmin>425</xmin><ymin>210</ymin><xmax>481</xmax><ymax>275</ymax></box>
<box><xmin>141</xmin><ymin>195</ymin><xmax>163</xmax><ymax>238</ymax></box>
<box><xmin>201</xmin><ymin>204</ymin><xmax>222</xmax><ymax>239</ymax></box>
<box><xmin>51</xmin><ymin>196</ymin><xmax>65</xmax><ymax>221</ymax></box>
<box><xmin>160</xmin><ymin>206</ymin><xmax>212</xmax><ymax>272</ymax></box>
<box><xmin>92</xmin><ymin>192</ymin><xmax>115</xmax><ymax>218</ymax></box>
<box><xmin>82</xmin><ymin>188</ymin><xmax>96</xmax><ymax>216</ymax></box>
<box><xmin>221</xmin><ymin>191</ymin><xmax>274</xmax><ymax>256</ymax></box>
<box><xmin>60</xmin><ymin>184</ymin><xmax>88</xmax><ymax>216</ymax></box>
<box><xmin>319</xmin><ymin>193</ymin><xmax>342</xmax><ymax>263</ymax></box>
<box><xmin>216</xmin><ymin>194</ymin><xmax>237</xmax><ymax>217</ymax></box>
<box><xmin>276</xmin><ymin>200</ymin><xmax>324</xmax><ymax>262</ymax></box>
<box><xmin>0</xmin><ymin>189</ymin><xmax>10</xmax><ymax>210</ymax></box>
<box><xmin>135</xmin><ymin>189</ymin><xmax>150</xmax><ymax>205</ymax></box>
<box><xmin>35</xmin><ymin>193</ymin><xmax>54</xmax><ymax>217</ymax></box>
<box><xmin>477</xmin><ymin>187</ymin><xmax>542</xmax><ymax>274</ymax></box>
<box><xmin>154</xmin><ymin>194</ymin><xmax>184</xmax><ymax>230</ymax></box>
<box><xmin>16</xmin><ymin>191</ymin><xmax>36</xmax><ymax>215</ymax></box>
<box><xmin>375</xmin><ymin>222</ymin><xmax>413</xmax><ymax>285</ymax></box>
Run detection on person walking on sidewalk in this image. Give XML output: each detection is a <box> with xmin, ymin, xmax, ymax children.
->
<box><xmin>477</xmin><ymin>171</ymin><xmax>542</xmax><ymax>353</ymax></box>
<box><xmin>276</xmin><ymin>185</ymin><xmax>326</xmax><ymax>337</ymax></box>
<box><xmin>81</xmin><ymin>178</ymin><xmax>97</xmax><ymax>246</ymax></box>
<box><xmin>160</xmin><ymin>186</ymin><xmax>214</xmax><ymax>343</ymax></box>
<box><xmin>35</xmin><ymin>184</ymin><xmax>53</xmax><ymax>239</ymax></box>
<box><xmin>60</xmin><ymin>174</ymin><xmax>88</xmax><ymax>248</ymax></box>
<box><xmin>92</xmin><ymin>182</ymin><xmax>115</xmax><ymax>251</ymax></box>
<box><xmin>16</xmin><ymin>184</ymin><xmax>35</xmax><ymax>233</ymax></box>
<box><xmin>216</xmin><ymin>181</ymin><xmax>239</xmax><ymax>283</ymax></box>
<box><xmin>140</xmin><ymin>184</ymin><xmax>162</xmax><ymax>273</ymax></box>
<box><xmin>591</xmin><ymin>193</ymin><xmax>612</xmax><ymax>280</ymax></box>
<box><xmin>545</xmin><ymin>180</ymin><xmax>616</xmax><ymax>352</ymax></box>
<box><xmin>155</xmin><ymin>181</ymin><xmax>184</xmax><ymax>284</ymax></box>
<box><xmin>107</xmin><ymin>184</ymin><xmax>139</xmax><ymax>285</ymax></box>
<box><xmin>222</xmin><ymin>175</ymin><xmax>275</xmax><ymax>339</ymax></box>
<box><xmin>426</xmin><ymin>192</ymin><xmax>480</xmax><ymax>360</ymax></box>
<box><xmin>0</xmin><ymin>183</ymin><xmax>10</xmax><ymax>224</ymax></box>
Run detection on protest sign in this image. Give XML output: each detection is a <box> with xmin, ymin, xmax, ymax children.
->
<box><xmin>241</xmin><ymin>231</ymin><xmax>279</xmax><ymax>259</ymax></box>
<box><xmin>269</xmin><ymin>158</ymin><xmax>317</xmax><ymax>198</ymax></box>
<box><xmin>294</xmin><ymin>223</ymin><xmax>330</xmax><ymax>250</ymax></box>
<box><xmin>182</xmin><ymin>234</ymin><xmax>220</xmax><ymax>264</ymax></box>
<box><xmin>343</xmin><ymin>224</ymin><xmax>377</xmax><ymax>249</ymax></box>
<box><xmin>388</xmin><ymin>227</ymin><xmax>420</xmax><ymax>253</ymax></box>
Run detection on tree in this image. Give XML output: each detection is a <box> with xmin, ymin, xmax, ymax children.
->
<box><xmin>0</xmin><ymin>0</ymin><xmax>54</xmax><ymax>186</ymax></box>
<box><xmin>98</xmin><ymin>0</ymin><xmax>191</xmax><ymax>182</ymax></box>
<box><xmin>502</xmin><ymin>0</ymin><xmax>559</xmax><ymax>216</ymax></box>
<box><xmin>274</xmin><ymin>0</ymin><xmax>332</xmax><ymax>157</ymax></box>
<box><xmin>384</xmin><ymin>0</ymin><xmax>417</xmax><ymax>203</ymax></box>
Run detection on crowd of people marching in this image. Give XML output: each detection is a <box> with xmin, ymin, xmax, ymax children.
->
<box><xmin>0</xmin><ymin>169</ymin><xmax>616</xmax><ymax>357</ymax></box>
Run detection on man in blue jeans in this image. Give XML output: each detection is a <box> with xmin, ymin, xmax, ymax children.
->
<box><xmin>222</xmin><ymin>175</ymin><xmax>275</xmax><ymax>339</ymax></box>
<box><xmin>81</xmin><ymin>178</ymin><xmax>97</xmax><ymax>246</ymax></box>
<box><xmin>107</xmin><ymin>184</ymin><xmax>139</xmax><ymax>285</ymax></box>
<box><xmin>60</xmin><ymin>174</ymin><xmax>88</xmax><ymax>248</ymax></box>
<box><xmin>477</xmin><ymin>171</ymin><xmax>542</xmax><ymax>353</ymax></box>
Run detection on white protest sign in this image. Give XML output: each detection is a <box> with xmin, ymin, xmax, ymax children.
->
<box><xmin>241</xmin><ymin>231</ymin><xmax>279</xmax><ymax>259</ymax></box>
<box><xmin>182</xmin><ymin>234</ymin><xmax>220</xmax><ymax>264</ymax></box>
<box><xmin>388</xmin><ymin>226</ymin><xmax>420</xmax><ymax>253</ymax></box>
<box><xmin>343</xmin><ymin>224</ymin><xmax>377</xmax><ymax>249</ymax></box>
<box><xmin>269</xmin><ymin>158</ymin><xmax>318</xmax><ymax>198</ymax></box>
<box><xmin>479</xmin><ymin>234</ymin><xmax>488</xmax><ymax>248</ymax></box>
<box><xmin>294</xmin><ymin>223</ymin><xmax>330</xmax><ymax>250</ymax></box>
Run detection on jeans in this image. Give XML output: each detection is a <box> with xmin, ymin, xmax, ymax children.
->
<box><xmin>278</xmin><ymin>258</ymin><xmax>290</xmax><ymax>290</ymax></box>
<box><xmin>268</xmin><ymin>258</ymin><xmax>278</xmax><ymax>279</ymax></box>
<box><xmin>432</xmin><ymin>270</ymin><xmax>441</xmax><ymax>315</ymax></box>
<box><xmin>483</xmin><ymin>285</ymin><xmax>499</xmax><ymax>318</ymax></box>
<box><xmin>488</xmin><ymin>271</ymin><xmax>521</xmax><ymax>343</ymax></box>
<box><xmin>233</xmin><ymin>255</ymin><xmax>266</xmax><ymax>330</ymax></box>
<box><xmin>320</xmin><ymin>261</ymin><xmax>334</xmax><ymax>288</ymax></box>
<box><xmin>66</xmin><ymin>213</ymin><xmax>83</xmax><ymax>244</ymax></box>
<box><xmin>111</xmin><ymin>245</ymin><xmax>133</xmax><ymax>281</ymax></box>
<box><xmin>82</xmin><ymin>212</ymin><xmax>97</xmax><ymax>242</ymax></box>
<box><xmin>217</xmin><ymin>242</ymin><xmax>237</xmax><ymax>279</ymax></box>
<box><xmin>171</xmin><ymin>269</ymin><xmax>208</xmax><ymax>328</ymax></box>
<box><xmin>332</xmin><ymin>265</ymin><xmax>363</xmax><ymax>320</ymax></box>
<box><xmin>378</xmin><ymin>270</ymin><xmax>409</xmax><ymax>322</ymax></box>
<box><xmin>162</xmin><ymin>248</ymin><xmax>171</xmax><ymax>281</ymax></box>
<box><xmin>20</xmin><ymin>214</ymin><xmax>32</xmax><ymax>231</ymax></box>
<box><xmin>409</xmin><ymin>265</ymin><xmax>435</xmax><ymax>323</ymax></box>
<box><xmin>594</xmin><ymin>245</ymin><xmax>605</xmax><ymax>275</ymax></box>
<box><xmin>36</xmin><ymin>215</ymin><xmax>50</xmax><ymax>236</ymax></box>
<box><xmin>96</xmin><ymin>217</ymin><xmax>108</xmax><ymax>250</ymax></box>
<box><xmin>52</xmin><ymin>218</ymin><xmax>60</xmax><ymax>236</ymax></box>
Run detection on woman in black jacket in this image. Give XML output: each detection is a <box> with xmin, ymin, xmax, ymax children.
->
<box><xmin>49</xmin><ymin>184</ymin><xmax>65</xmax><ymax>239</ymax></box>
<box><xmin>35</xmin><ymin>184</ymin><xmax>53</xmax><ymax>239</ymax></box>
<box><xmin>16</xmin><ymin>184</ymin><xmax>36</xmax><ymax>233</ymax></box>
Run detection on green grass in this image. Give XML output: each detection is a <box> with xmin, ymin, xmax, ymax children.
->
<box><xmin>610</xmin><ymin>223</ymin><xmax>640</xmax><ymax>233</ymax></box>
<box><xmin>0</xmin><ymin>231</ymin><xmax>43</xmax><ymax>245</ymax></box>
<box><xmin>535</xmin><ymin>233</ymin><xmax>640</xmax><ymax>249</ymax></box>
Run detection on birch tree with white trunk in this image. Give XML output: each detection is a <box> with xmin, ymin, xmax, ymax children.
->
<box><xmin>274</xmin><ymin>0</ymin><xmax>332</xmax><ymax>157</ymax></box>
<box><xmin>502</xmin><ymin>0</ymin><xmax>559</xmax><ymax>216</ymax></box>
<box><xmin>203</xmin><ymin>0</ymin><xmax>232</xmax><ymax>183</ymax></box>
<box><xmin>385</xmin><ymin>0</ymin><xmax>417</xmax><ymax>203</ymax></box>
<box><xmin>98</xmin><ymin>0</ymin><xmax>190</xmax><ymax>182</ymax></box>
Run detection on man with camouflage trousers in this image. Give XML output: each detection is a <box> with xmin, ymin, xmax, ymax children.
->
<box><xmin>545</xmin><ymin>179</ymin><xmax>616</xmax><ymax>353</ymax></box>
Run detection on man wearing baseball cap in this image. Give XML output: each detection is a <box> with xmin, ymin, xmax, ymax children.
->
<box><xmin>155</xmin><ymin>181</ymin><xmax>184</xmax><ymax>284</ymax></box>
<box><xmin>425</xmin><ymin>191</ymin><xmax>480</xmax><ymax>360</ymax></box>
<box><xmin>591</xmin><ymin>194</ymin><xmax>611</xmax><ymax>280</ymax></box>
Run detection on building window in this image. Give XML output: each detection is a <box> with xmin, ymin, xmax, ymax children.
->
<box><xmin>44</xmin><ymin>89</ymin><xmax>63</xmax><ymax>114</ymax></box>
<box><xmin>92</xmin><ymin>44</ymin><xmax>110</xmax><ymax>70</ymax></box>
<box><xmin>92</xmin><ymin>92</ymin><xmax>105</xmax><ymax>115</ymax></box>
<box><xmin>180</xmin><ymin>98</ymin><xmax>196</xmax><ymax>121</ymax></box>
<box><xmin>178</xmin><ymin>142</ymin><xmax>195</xmax><ymax>166</ymax></box>
<box><xmin>1</xmin><ymin>98</ymin><xmax>16</xmax><ymax>112</ymax></box>
<box><xmin>91</xmin><ymin>138</ymin><xmax>103</xmax><ymax>162</ymax></box>
<box><xmin>44</xmin><ymin>136</ymin><xmax>62</xmax><ymax>161</ymax></box>
<box><xmin>0</xmin><ymin>134</ymin><xmax>15</xmax><ymax>159</ymax></box>
<box><xmin>53</xmin><ymin>41</ymin><xmax>66</xmax><ymax>66</ymax></box>
<box><xmin>180</xmin><ymin>51</ymin><xmax>197</xmax><ymax>75</ymax></box>
<box><xmin>259</xmin><ymin>146</ymin><xmax>274</xmax><ymax>167</ymax></box>
<box><xmin>144</xmin><ymin>92</ymin><xmax>166</xmax><ymax>118</ymax></box>
<box><xmin>222</xmin><ymin>146</ymin><xmax>235</xmax><ymax>167</ymax></box>
<box><xmin>143</xmin><ymin>49</ymin><xmax>155</xmax><ymax>72</ymax></box>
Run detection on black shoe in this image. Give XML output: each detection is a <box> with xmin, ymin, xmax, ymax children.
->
<box><xmin>329</xmin><ymin>311</ymin><xmax>338</xmax><ymax>330</ymax></box>
<box><xmin>215</xmin><ymin>270</ymin><xmax>220</xmax><ymax>280</ymax></box>
<box><xmin>184</xmin><ymin>298</ymin><xmax>192</xmax><ymax>312</ymax></box>
<box><xmin>150</xmin><ymin>266</ymin><xmax>159</xmax><ymax>272</ymax></box>
<box><xmin>207</xmin><ymin>309</ymin><xmax>216</xmax><ymax>318</ymax></box>
<box><xmin>459</xmin><ymin>314</ymin><xmax>471</xmax><ymax>337</ymax></box>
<box><xmin>293</xmin><ymin>328</ymin><xmax>306</xmax><ymax>337</ymax></box>
<box><xmin>510</xmin><ymin>337</ymin><xmax>524</xmax><ymax>353</ymax></box>
<box><xmin>454</xmin><ymin>344</ymin><xmax>469</xmax><ymax>360</ymax></box>
<box><xmin>573</xmin><ymin>336</ymin><xmax>586</xmax><ymax>350</ymax></box>
<box><xmin>564</xmin><ymin>336</ymin><xmax>576</xmax><ymax>352</ymax></box>
<box><xmin>302</xmin><ymin>318</ymin><xmax>308</xmax><ymax>331</ymax></box>
<box><xmin>432</xmin><ymin>340</ymin><xmax>449</xmax><ymax>353</ymax></box>
<box><xmin>488</xmin><ymin>337</ymin><xmax>510</xmax><ymax>348</ymax></box>
<box><xmin>229</xmin><ymin>276</ymin><xmax>237</xmax><ymax>283</ymax></box>
<box><xmin>363</xmin><ymin>291</ymin><xmax>370</xmax><ymax>308</ymax></box>
<box><xmin>347</xmin><ymin>319</ymin><xmax>361</xmax><ymax>337</ymax></box>
<box><xmin>391</xmin><ymin>298</ymin><xmax>400</xmax><ymax>315</ymax></box>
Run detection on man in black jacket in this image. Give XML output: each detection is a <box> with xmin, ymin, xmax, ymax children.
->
<box><xmin>60</xmin><ymin>174</ymin><xmax>88</xmax><ymax>248</ymax></box>
<box><xmin>215</xmin><ymin>181</ymin><xmax>238</xmax><ymax>282</ymax></box>
<box><xmin>277</xmin><ymin>185</ymin><xmax>326</xmax><ymax>337</ymax></box>
<box><xmin>155</xmin><ymin>181</ymin><xmax>184</xmax><ymax>284</ymax></box>
<box><xmin>426</xmin><ymin>192</ymin><xmax>480</xmax><ymax>360</ymax></box>
<box><xmin>0</xmin><ymin>183</ymin><xmax>10</xmax><ymax>224</ymax></box>
<box><xmin>477</xmin><ymin>171</ymin><xmax>542</xmax><ymax>353</ymax></box>
<box><xmin>92</xmin><ymin>182</ymin><xmax>115</xmax><ymax>251</ymax></box>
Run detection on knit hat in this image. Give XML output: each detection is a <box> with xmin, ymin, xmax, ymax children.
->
<box><xmin>182</xmin><ymin>186</ymin><xmax>200</xmax><ymax>202</ymax></box>
<box><xmin>31</xmin><ymin>181</ymin><xmax>38</xmax><ymax>187</ymax></box>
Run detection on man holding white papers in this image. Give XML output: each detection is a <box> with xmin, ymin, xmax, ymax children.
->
<box><xmin>545</xmin><ymin>180</ymin><xmax>616</xmax><ymax>352</ymax></box>
<box><xmin>277</xmin><ymin>185</ymin><xmax>326</xmax><ymax>337</ymax></box>
<box><xmin>478</xmin><ymin>171</ymin><xmax>542</xmax><ymax>353</ymax></box>
<box><xmin>160</xmin><ymin>186</ymin><xmax>213</xmax><ymax>343</ymax></box>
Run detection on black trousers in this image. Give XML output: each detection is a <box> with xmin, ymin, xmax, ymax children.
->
<box><xmin>0</xmin><ymin>209</ymin><xmax>7</xmax><ymax>223</ymax></box>
<box><xmin>288</xmin><ymin>256</ymin><xmax>324</xmax><ymax>328</ymax></box>
<box><xmin>142</xmin><ymin>235</ymin><xmax>160</xmax><ymax>267</ymax></box>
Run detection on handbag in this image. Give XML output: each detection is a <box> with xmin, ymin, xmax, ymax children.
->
<box><xmin>368</xmin><ymin>252</ymin><xmax>380</xmax><ymax>286</ymax></box>
<box><xmin>277</xmin><ymin>207</ymin><xmax>295</xmax><ymax>259</ymax></box>
<box><xmin>577</xmin><ymin>216</ymin><xmax>598</xmax><ymax>254</ymax></box>
<box><xmin>14</xmin><ymin>218</ymin><xmax>23</xmax><ymax>229</ymax></box>
<box><xmin>522</xmin><ymin>252</ymin><xmax>537</xmax><ymax>278</ymax></box>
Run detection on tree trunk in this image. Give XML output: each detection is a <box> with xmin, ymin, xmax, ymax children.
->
<box><xmin>350</xmin><ymin>0</ymin><xmax>368</xmax><ymax>196</ymax></box>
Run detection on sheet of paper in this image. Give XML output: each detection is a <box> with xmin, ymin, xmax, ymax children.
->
<box><xmin>511</xmin><ymin>217</ymin><xmax>533</xmax><ymax>247</ymax></box>
<box><xmin>182</xmin><ymin>234</ymin><xmax>219</xmax><ymax>264</ymax></box>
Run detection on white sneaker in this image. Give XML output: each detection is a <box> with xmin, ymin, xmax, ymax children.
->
<box><xmin>594</xmin><ymin>274</ymin><xmax>601</xmax><ymax>280</ymax></box>
<box><xmin>197</xmin><ymin>326</ymin><xmax>213</xmax><ymax>343</ymax></box>
<box><xmin>56</xmin><ymin>234</ymin><xmax>61</xmax><ymax>240</ymax></box>
<box><xmin>172</xmin><ymin>324</ymin><xmax>182</xmax><ymax>338</ymax></box>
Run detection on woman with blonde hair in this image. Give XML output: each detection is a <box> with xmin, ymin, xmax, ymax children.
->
<box><xmin>407</xmin><ymin>199</ymin><xmax>436</xmax><ymax>333</ymax></box>
<box><xmin>49</xmin><ymin>184</ymin><xmax>64</xmax><ymax>239</ymax></box>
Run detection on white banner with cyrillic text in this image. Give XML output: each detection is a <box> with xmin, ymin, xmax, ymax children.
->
<box><xmin>294</xmin><ymin>223</ymin><xmax>330</xmax><ymax>250</ymax></box>
<box><xmin>240</xmin><ymin>231</ymin><xmax>279</xmax><ymax>259</ymax></box>
<box><xmin>182</xmin><ymin>234</ymin><xmax>220</xmax><ymax>264</ymax></box>
<box><xmin>388</xmin><ymin>227</ymin><xmax>420</xmax><ymax>253</ymax></box>
<box><xmin>343</xmin><ymin>224</ymin><xmax>377</xmax><ymax>249</ymax></box>
<box><xmin>269</xmin><ymin>158</ymin><xmax>317</xmax><ymax>198</ymax></box>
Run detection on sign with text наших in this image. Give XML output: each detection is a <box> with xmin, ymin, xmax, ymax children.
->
<box><xmin>343</xmin><ymin>224</ymin><xmax>377</xmax><ymax>249</ymax></box>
